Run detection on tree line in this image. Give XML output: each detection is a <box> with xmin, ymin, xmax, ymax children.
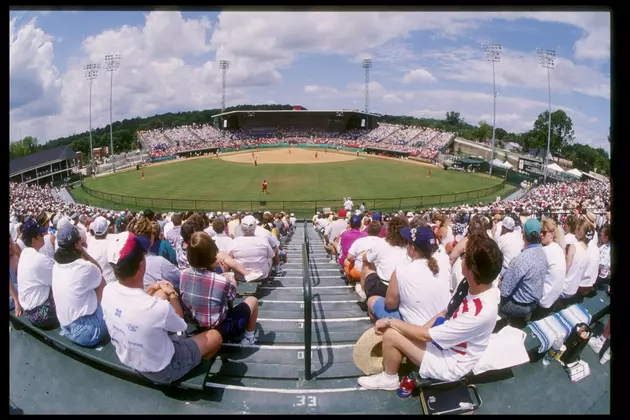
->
<box><xmin>9</xmin><ymin>103</ymin><xmax>609</xmax><ymax>176</ymax></box>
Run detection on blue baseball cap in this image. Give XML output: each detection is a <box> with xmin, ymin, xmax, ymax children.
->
<box><xmin>21</xmin><ymin>219</ymin><xmax>48</xmax><ymax>240</ymax></box>
<box><xmin>400</xmin><ymin>226</ymin><xmax>436</xmax><ymax>250</ymax></box>
<box><xmin>56</xmin><ymin>223</ymin><xmax>82</xmax><ymax>249</ymax></box>
<box><xmin>349</xmin><ymin>214</ymin><xmax>362</xmax><ymax>228</ymax></box>
<box><xmin>372</xmin><ymin>212</ymin><xmax>382</xmax><ymax>222</ymax></box>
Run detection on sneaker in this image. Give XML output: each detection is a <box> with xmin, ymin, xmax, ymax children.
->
<box><xmin>274</xmin><ymin>266</ymin><xmax>284</xmax><ymax>276</ymax></box>
<box><xmin>355</xmin><ymin>284</ymin><xmax>367</xmax><ymax>301</ymax></box>
<box><xmin>588</xmin><ymin>336</ymin><xmax>605</xmax><ymax>353</ymax></box>
<box><xmin>358</xmin><ymin>372</ymin><xmax>399</xmax><ymax>391</ymax></box>
<box><xmin>244</xmin><ymin>270</ymin><xmax>264</xmax><ymax>283</ymax></box>
<box><xmin>240</xmin><ymin>335</ymin><xmax>257</xmax><ymax>346</ymax></box>
<box><xmin>600</xmin><ymin>348</ymin><xmax>610</xmax><ymax>365</ymax></box>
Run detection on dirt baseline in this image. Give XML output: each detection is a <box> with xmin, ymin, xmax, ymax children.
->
<box><xmin>219</xmin><ymin>148</ymin><xmax>359</xmax><ymax>164</ymax></box>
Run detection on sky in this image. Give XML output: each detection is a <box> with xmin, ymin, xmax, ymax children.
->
<box><xmin>9</xmin><ymin>9</ymin><xmax>611</xmax><ymax>154</ymax></box>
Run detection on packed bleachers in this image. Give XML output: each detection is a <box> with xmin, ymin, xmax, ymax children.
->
<box><xmin>137</xmin><ymin>122</ymin><xmax>456</xmax><ymax>160</ymax></box>
<box><xmin>9</xmin><ymin>166</ymin><xmax>610</xmax><ymax>413</ymax></box>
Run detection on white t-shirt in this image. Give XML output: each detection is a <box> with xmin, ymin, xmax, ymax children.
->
<box><xmin>87</xmin><ymin>238</ymin><xmax>117</xmax><ymax>284</ymax></box>
<box><xmin>562</xmin><ymin>242</ymin><xmax>589</xmax><ymax>298</ymax></box>
<box><xmin>39</xmin><ymin>233</ymin><xmax>56</xmax><ymax>260</ymax></box>
<box><xmin>255</xmin><ymin>225</ymin><xmax>280</xmax><ymax>249</ymax></box>
<box><xmin>434</xmin><ymin>245</ymin><xmax>452</xmax><ymax>288</ymax></box>
<box><xmin>17</xmin><ymin>247</ymin><xmax>55</xmax><ymax>311</ymax></box>
<box><xmin>52</xmin><ymin>259</ymin><xmax>102</xmax><ymax>326</ymax></box>
<box><xmin>365</xmin><ymin>239</ymin><xmax>410</xmax><ymax>285</ymax></box>
<box><xmin>144</xmin><ymin>254</ymin><xmax>182</xmax><ymax>290</ymax></box>
<box><xmin>325</xmin><ymin>219</ymin><xmax>347</xmax><ymax>243</ymax></box>
<box><xmin>101</xmin><ymin>282</ymin><xmax>187</xmax><ymax>373</ymax></box>
<box><xmin>347</xmin><ymin>235</ymin><xmax>382</xmax><ymax>272</ymax></box>
<box><xmin>229</xmin><ymin>236</ymin><xmax>275</xmax><ymax>279</ymax></box>
<box><xmin>344</xmin><ymin>200</ymin><xmax>354</xmax><ymax>210</ymax></box>
<box><xmin>498</xmin><ymin>231</ymin><xmax>523</xmax><ymax>269</ymax></box>
<box><xmin>428</xmin><ymin>287</ymin><xmax>499</xmax><ymax>380</ymax></box>
<box><xmin>396</xmin><ymin>259</ymin><xmax>451</xmax><ymax>326</ymax></box>
<box><xmin>213</xmin><ymin>233</ymin><xmax>235</xmax><ymax>254</ymax></box>
<box><xmin>540</xmin><ymin>242</ymin><xmax>567</xmax><ymax>308</ymax></box>
<box><xmin>580</xmin><ymin>238</ymin><xmax>600</xmax><ymax>288</ymax></box>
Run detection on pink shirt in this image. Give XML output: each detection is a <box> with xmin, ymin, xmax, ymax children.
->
<box><xmin>338</xmin><ymin>229</ymin><xmax>368</xmax><ymax>267</ymax></box>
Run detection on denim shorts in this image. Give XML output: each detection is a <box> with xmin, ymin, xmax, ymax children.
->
<box><xmin>139</xmin><ymin>335</ymin><xmax>202</xmax><ymax>385</ymax></box>
<box><xmin>371</xmin><ymin>297</ymin><xmax>403</xmax><ymax>321</ymax></box>
<box><xmin>61</xmin><ymin>305</ymin><xmax>108</xmax><ymax>347</ymax></box>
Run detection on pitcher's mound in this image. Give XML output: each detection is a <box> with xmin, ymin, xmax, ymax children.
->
<box><xmin>220</xmin><ymin>148</ymin><xmax>359</xmax><ymax>164</ymax></box>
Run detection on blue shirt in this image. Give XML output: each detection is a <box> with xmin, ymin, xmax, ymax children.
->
<box><xmin>499</xmin><ymin>244</ymin><xmax>547</xmax><ymax>304</ymax></box>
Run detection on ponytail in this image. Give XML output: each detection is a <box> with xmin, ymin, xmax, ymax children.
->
<box><xmin>427</xmin><ymin>256</ymin><xmax>439</xmax><ymax>276</ymax></box>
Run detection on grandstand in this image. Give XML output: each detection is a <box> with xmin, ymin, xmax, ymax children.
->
<box><xmin>9</xmin><ymin>145</ymin><xmax>80</xmax><ymax>186</ymax></box>
<box><xmin>136</xmin><ymin>110</ymin><xmax>456</xmax><ymax>161</ymax></box>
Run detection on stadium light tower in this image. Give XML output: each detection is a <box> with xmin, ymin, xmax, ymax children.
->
<box><xmin>83</xmin><ymin>63</ymin><xmax>101</xmax><ymax>172</ymax></box>
<box><xmin>105</xmin><ymin>53</ymin><xmax>122</xmax><ymax>173</ymax></box>
<box><xmin>537</xmin><ymin>48</ymin><xmax>556</xmax><ymax>184</ymax></box>
<box><xmin>482</xmin><ymin>43</ymin><xmax>501</xmax><ymax>177</ymax></box>
<box><xmin>220</xmin><ymin>60</ymin><xmax>230</xmax><ymax>112</ymax></box>
<box><xmin>362</xmin><ymin>59</ymin><xmax>372</xmax><ymax>114</ymax></box>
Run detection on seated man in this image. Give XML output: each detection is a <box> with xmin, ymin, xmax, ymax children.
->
<box><xmin>357</xmin><ymin>234</ymin><xmax>503</xmax><ymax>390</ymax></box>
<box><xmin>101</xmin><ymin>233</ymin><xmax>223</xmax><ymax>385</ymax></box>
<box><xmin>180</xmin><ymin>232</ymin><xmax>259</xmax><ymax>345</ymax></box>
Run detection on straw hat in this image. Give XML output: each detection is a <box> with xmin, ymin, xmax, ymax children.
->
<box><xmin>353</xmin><ymin>328</ymin><xmax>384</xmax><ymax>375</ymax></box>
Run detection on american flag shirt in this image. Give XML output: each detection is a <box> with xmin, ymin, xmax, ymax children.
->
<box><xmin>179</xmin><ymin>268</ymin><xmax>237</xmax><ymax>329</ymax></box>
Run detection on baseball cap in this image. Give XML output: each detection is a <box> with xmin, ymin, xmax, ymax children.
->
<box><xmin>21</xmin><ymin>219</ymin><xmax>48</xmax><ymax>240</ymax></box>
<box><xmin>241</xmin><ymin>215</ymin><xmax>258</xmax><ymax>227</ymax></box>
<box><xmin>338</xmin><ymin>209</ymin><xmax>347</xmax><ymax>218</ymax></box>
<box><xmin>502</xmin><ymin>216</ymin><xmax>515</xmax><ymax>231</ymax></box>
<box><xmin>56</xmin><ymin>224</ymin><xmax>82</xmax><ymax>249</ymax></box>
<box><xmin>372</xmin><ymin>212</ymin><xmax>382</xmax><ymax>222</ymax></box>
<box><xmin>523</xmin><ymin>218</ymin><xmax>541</xmax><ymax>236</ymax></box>
<box><xmin>92</xmin><ymin>216</ymin><xmax>110</xmax><ymax>236</ymax></box>
<box><xmin>108</xmin><ymin>232</ymin><xmax>150</xmax><ymax>265</ymax></box>
<box><xmin>349</xmin><ymin>215</ymin><xmax>362</xmax><ymax>228</ymax></box>
<box><xmin>400</xmin><ymin>226</ymin><xmax>436</xmax><ymax>251</ymax></box>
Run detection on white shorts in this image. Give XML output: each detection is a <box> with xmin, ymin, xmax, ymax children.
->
<box><xmin>419</xmin><ymin>342</ymin><xmax>467</xmax><ymax>382</ymax></box>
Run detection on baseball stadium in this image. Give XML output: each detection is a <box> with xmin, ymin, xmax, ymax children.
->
<box><xmin>10</xmin><ymin>12</ymin><xmax>612</xmax><ymax>417</ymax></box>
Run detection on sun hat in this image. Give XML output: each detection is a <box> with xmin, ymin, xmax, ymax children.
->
<box><xmin>353</xmin><ymin>328</ymin><xmax>384</xmax><ymax>375</ymax></box>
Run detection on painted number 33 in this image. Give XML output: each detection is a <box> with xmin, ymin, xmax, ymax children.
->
<box><xmin>295</xmin><ymin>395</ymin><xmax>317</xmax><ymax>407</ymax></box>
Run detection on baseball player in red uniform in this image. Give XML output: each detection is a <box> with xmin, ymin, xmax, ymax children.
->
<box><xmin>262</xmin><ymin>180</ymin><xmax>268</xmax><ymax>194</ymax></box>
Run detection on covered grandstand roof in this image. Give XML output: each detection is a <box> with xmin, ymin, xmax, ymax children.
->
<box><xmin>10</xmin><ymin>146</ymin><xmax>76</xmax><ymax>176</ymax></box>
<box><xmin>211</xmin><ymin>109</ymin><xmax>379</xmax><ymax>118</ymax></box>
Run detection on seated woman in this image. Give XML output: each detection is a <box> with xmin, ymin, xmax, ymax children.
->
<box><xmin>357</xmin><ymin>235</ymin><xmax>503</xmax><ymax>390</ymax></box>
<box><xmin>180</xmin><ymin>232</ymin><xmax>259</xmax><ymax>345</ymax></box>
<box><xmin>370</xmin><ymin>226</ymin><xmax>451</xmax><ymax>328</ymax></box>
<box><xmin>148</xmin><ymin>220</ymin><xmax>178</xmax><ymax>266</ymax></box>
<box><xmin>362</xmin><ymin>215</ymin><xmax>411</xmax><ymax>314</ymax></box>
<box><xmin>17</xmin><ymin>220</ymin><xmax>59</xmax><ymax>329</ymax></box>
<box><xmin>51</xmin><ymin>224</ymin><xmax>108</xmax><ymax>347</ymax></box>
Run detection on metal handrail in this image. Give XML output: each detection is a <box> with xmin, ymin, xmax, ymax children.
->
<box><xmin>302</xmin><ymin>222</ymin><xmax>313</xmax><ymax>381</ymax></box>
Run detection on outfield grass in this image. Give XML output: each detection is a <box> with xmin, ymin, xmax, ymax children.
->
<box><xmin>73</xmin><ymin>156</ymin><xmax>516</xmax><ymax>216</ymax></box>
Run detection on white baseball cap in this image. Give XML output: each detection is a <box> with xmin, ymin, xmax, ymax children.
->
<box><xmin>241</xmin><ymin>215</ymin><xmax>257</xmax><ymax>227</ymax></box>
<box><xmin>92</xmin><ymin>216</ymin><xmax>110</xmax><ymax>236</ymax></box>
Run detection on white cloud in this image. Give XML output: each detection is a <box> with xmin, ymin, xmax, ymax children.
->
<box><xmin>418</xmin><ymin>46</ymin><xmax>610</xmax><ymax>100</ymax></box>
<box><xmin>409</xmin><ymin>109</ymin><xmax>447</xmax><ymax>119</ymax></box>
<box><xmin>9</xmin><ymin>10</ymin><xmax>610</xmax><ymax>154</ymax></box>
<box><xmin>402</xmin><ymin>68</ymin><xmax>437</xmax><ymax>84</ymax></box>
<box><xmin>304</xmin><ymin>85</ymin><xmax>338</xmax><ymax>95</ymax></box>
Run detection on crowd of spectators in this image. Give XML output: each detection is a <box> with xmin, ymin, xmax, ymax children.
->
<box><xmin>136</xmin><ymin>122</ymin><xmax>456</xmax><ymax>160</ymax></box>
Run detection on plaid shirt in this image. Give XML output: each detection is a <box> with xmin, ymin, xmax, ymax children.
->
<box><xmin>180</xmin><ymin>268</ymin><xmax>236</xmax><ymax>329</ymax></box>
<box><xmin>175</xmin><ymin>237</ymin><xmax>189</xmax><ymax>270</ymax></box>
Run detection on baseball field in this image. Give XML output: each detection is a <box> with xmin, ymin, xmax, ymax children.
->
<box><xmin>71</xmin><ymin>148</ymin><xmax>517</xmax><ymax>216</ymax></box>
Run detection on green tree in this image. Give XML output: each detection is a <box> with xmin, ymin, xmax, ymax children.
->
<box><xmin>531</xmin><ymin>109</ymin><xmax>575</xmax><ymax>155</ymax></box>
<box><xmin>474</xmin><ymin>120</ymin><xmax>492</xmax><ymax>141</ymax></box>
<box><xmin>10</xmin><ymin>136</ymin><xmax>39</xmax><ymax>159</ymax></box>
<box><xmin>445</xmin><ymin>111</ymin><xmax>462</xmax><ymax>126</ymax></box>
<box><xmin>494</xmin><ymin>127</ymin><xmax>507</xmax><ymax>140</ymax></box>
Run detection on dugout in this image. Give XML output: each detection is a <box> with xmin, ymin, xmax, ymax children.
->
<box><xmin>363</xmin><ymin>147</ymin><xmax>410</xmax><ymax>159</ymax></box>
<box><xmin>211</xmin><ymin>109</ymin><xmax>379</xmax><ymax>137</ymax></box>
